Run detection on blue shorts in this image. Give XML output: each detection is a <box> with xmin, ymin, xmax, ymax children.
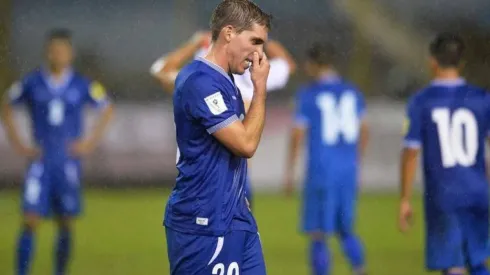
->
<box><xmin>425</xmin><ymin>206</ymin><xmax>489</xmax><ymax>271</ymax></box>
<box><xmin>302</xmin><ymin>185</ymin><xmax>357</xmax><ymax>234</ymax></box>
<box><xmin>165</xmin><ymin>228</ymin><xmax>266</xmax><ymax>275</ymax></box>
<box><xmin>21</xmin><ymin>159</ymin><xmax>82</xmax><ymax>218</ymax></box>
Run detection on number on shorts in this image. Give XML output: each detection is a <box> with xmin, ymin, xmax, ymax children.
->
<box><xmin>432</xmin><ymin>108</ymin><xmax>478</xmax><ymax>168</ymax></box>
<box><xmin>48</xmin><ymin>99</ymin><xmax>65</xmax><ymax>126</ymax></box>
<box><xmin>25</xmin><ymin>178</ymin><xmax>41</xmax><ymax>205</ymax></box>
<box><xmin>212</xmin><ymin>262</ymin><xmax>239</xmax><ymax>275</ymax></box>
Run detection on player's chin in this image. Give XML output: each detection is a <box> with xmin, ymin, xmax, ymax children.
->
<box><xmin>231</xmin><ymin>66</ymin><xmax>246</xmax><ymax>75</ymax></box>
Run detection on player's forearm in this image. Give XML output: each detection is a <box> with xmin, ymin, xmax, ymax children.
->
<box><xmin>242</xmin><ymin>92</ymin><xmax>267</xmax><ymax>156</ymax></box>
<box><xmin>0</xmin><ymin>103</ymin><xmax>25</xmax><ymax>150</ymax></box>
<box><xmin>87</xmin><ymin>104</ymin><xmax>114</xmax><ymax>145</ymax></box>
<box><xmin>286</xmin><ymin>129</ymin><xmax>302</xmax><ymax>179</ymax></box>
<box><xmin>162</xmin><ymin>40</ymin><xmax>201</xmax><ymax>73</ymax></box>
<box><xmin>359</xmin><ymin>122</ymin><xmax>369</xmax><ymax>163</ymax></box>
<box><xmin>400</xmin><ymin>148</ymin><xmax>419</xmax><ymax>201</ymax></box>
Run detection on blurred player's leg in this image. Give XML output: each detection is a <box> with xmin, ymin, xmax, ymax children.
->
<box><xmin>52</xmin><ymin>160</ymin><xmax>82</xmax><ymax>275</ymax></box>
<box><xmin>16</xmin><ymin>214</ymin><xmax>39</xmax><ymax>275</ymax></box>
<box><xmin>303</xmin><ymin>190</ymin><xmax>333</xmax><ymax>275</ymax></box>
<box><xmin>17</xmin><ymin>161</ymin><xmax>48</xmax><ymax>275</ymax></box>
<box><xmin>336</xmin><ymin>180</ymin><xmax>366</xmax><ymax>274</ymax></box>
<box><xmin>55</xmin><ymin>218</ymin><xmax>73</xmax><ymax>275</ymax></box>
<box><xmin>309</xmin><ymin>232</ymin><xmax>329</xmax><ymax>275</ymax></box>
<box><xmin>462</xmin><ymin>207</ymin><xmax>490</xmax><ymax>275</ymax></box>
<box><xmin>425</xmin><ymin>208</ymin><xmax>465</xmax><ymax>273</ymax></box>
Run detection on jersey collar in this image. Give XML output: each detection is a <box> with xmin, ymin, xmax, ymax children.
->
<box><xmin>430</xmin><ymin>77</ymin><xmax>466</xmax><ymax>87</ymax></box>
<box><xmin>196</xmin><ymin>56</ymin><xmax>236</xmax><ymax>90</ymax></box>
<box><xmin>317</xmin><ymin>71</ymin><xmax>341</xmax><ymax>84</ymax></box>
<box><xmin>41</xmin><ymin>66</ymin><xmax>74</xmax><ymax>92</ymax></box>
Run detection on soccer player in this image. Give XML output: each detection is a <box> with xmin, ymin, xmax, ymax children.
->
<box><xmin>399</xmin><ymin>33</ymin><xmax>490</xmax><ymax>275</ymax></box>
<box><xmin>150</xmin><ymin>30</ymin><xmax>296</xmax><ymax>210</ymax></box>
<box><xmin>284</xmin><ymin>42</ymin><xmax>369</xmax><ymax>275</ymax></box>
<box><xmin>164</xmin><ymin>0</ymin><xmax>271</xmax><ymax>274</ymax></box>
<box><xmin>1</xmin><ymin>29</ymin><xmax>114</xmax><ymax>275</ymax></box>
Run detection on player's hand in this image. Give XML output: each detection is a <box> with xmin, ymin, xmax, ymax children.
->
<box><xmin>245</xmin><ymin>198</ymin><xmax>251</xmax><ymax>212</ymax></box>
<box><xmin>250</xmin><ymin>51</ymin><xmax>270</xmax><ymax>92</ymax></box>
<box><xmin>70</xmin><ymin>138</ymin><xmax>96</xmax><ymax>157</ymax></box>
<box><xmin>398</xmin><ymin>199</ymin><xmax>413</xmax><ymax>233</ymax></box>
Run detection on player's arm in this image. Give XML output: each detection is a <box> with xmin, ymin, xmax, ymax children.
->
<box><xmin>399</xmin><ymin>97</ymin><xmax>422</xmax><ymax>232</ymax></box>
<box><xmin>150</xmin><ymin>31</ymin><xmax>211</xmax><ymax>94</ymax></box>
<box><xmin>359</xmin><ymin>119</ymin><xmax>369</xmax><ymax>162</ymax></box>
<box><xmin>0</xmin><ymin>82</ymin><xmax>39</xmax><ymax>157</ymax></box>
<box><xmin>284</xmin><ymin>97</ymin><xmax>307</xmax><ymax>196</ymax></box>
<box><xmin>71</xmin><ymin>81</ymin><xmax>114</xmax><ymax>156</ymax></box>
<box><xmin>188</xmin><ymin>53</ymin><xmax>270</xmax><ymax>158</ymax></box>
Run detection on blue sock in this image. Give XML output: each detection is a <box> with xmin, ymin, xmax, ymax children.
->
<box><xmin>55</xmin><ymin>228</ymin><xmax>72</xmax><ymax>275</ymax></box>
<box><xmin>16</xmin><ymin>228</ymin><xmax>34</xmax><ymax>275</ymax></box>
<box><xmin>470</xmin><ymin>264</ymin><xmax>490</xmax><ymax>275</ymax></box>
<box><xmin>339</xmin><ymin>233</ymin><xmax>365</xmax><ymax>270</ymax></box>
<box><xmin>310</xmin><ymin>240</ymin><xmax>329</xmax><ymax>275</ymax></box>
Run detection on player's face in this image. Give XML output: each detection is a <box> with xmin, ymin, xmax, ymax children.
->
<box><xmin>227</xmin><ymin>23</ymin><xmax>268</xmax><ymax>75</ymax></box>
<box><xmin>304</xmin><ymin>60</ymin><xmax>319</xmax><ymax>78</ymax></box>
<box><xmin>46</xmin><ymin>39</ymin><xmax>73</xmax><ymax>70</ymax></box>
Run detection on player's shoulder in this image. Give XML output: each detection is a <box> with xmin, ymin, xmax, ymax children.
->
<box><xmin>19</xmin><ymin>68</ymin><xmax>44</xmax><ymax>85</ymax></box>
<box><xmin>176</xmin><ymin>61</ymin><xmax>221</xmax><ymax>91</ymax></box>
<box><xmin>406</xmin><ymin>85</ymin><xmax>431</xmax><ymax>106</ymax></box>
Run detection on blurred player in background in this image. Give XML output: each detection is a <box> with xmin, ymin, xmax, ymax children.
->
<box><xmin>150</xmin><ymin>30</ymin><xmax>295</xmax><ymax>210</ymax></box>
<box><xmin>1</xmin><ymin>29</ymin><xmax>114</xmax><ymax>275</ymax></box>
<box><xmin>285</xmin><ymin>42</ymin><xmax>369</xmax><ymax>275</ymax></box>
<box><xmin>164</xmin><ymin>0</ymin><xmax>271</xmax><ymax>274</ymax></box>
<box><xmin>399</xmin><ymin>33</ymin><xmax>490</xmax><ymax>275</ymax></box>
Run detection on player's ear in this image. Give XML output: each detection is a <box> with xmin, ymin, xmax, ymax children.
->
<box><xmin>222</xmin><ymin>25</ymin><xmax>235</xmax><ymax>43</ymax></box>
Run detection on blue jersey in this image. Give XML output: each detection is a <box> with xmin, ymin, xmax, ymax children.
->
<box><xmin>8</xmin><ymin>68</ymin><xmax>110</xmax><ymax>163</ymax></box>
<box><xmin>164</xmin><ymin>57</ymin><xmax>256</xmax><ymax>236</ymax></box>
<box><xmin>403</xmin><ymin>78</ymin><xmax>490</xmax><ymax>211</ymax></box>
<box><xmin>294</xmin><ymin>76</ymin><xmax>365</xmax><ymax>191</ymax></box>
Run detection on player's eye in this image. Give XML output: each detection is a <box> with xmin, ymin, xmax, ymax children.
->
<box><xmin>251</xmin><ymin>38</ymin><xmax>264</xmax><ymax>45</ymax></box>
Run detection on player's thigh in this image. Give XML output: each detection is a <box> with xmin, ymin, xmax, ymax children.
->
<box><xmin>241</xmin><ymin>232</ymin><xmax>266</xmax><ymax>275</ymax></box>
<box><xmin>461</xmin><ymin>207</ymin><xmax>489</xmax><ymax>268</ymax></box>
<box><xmin>302</xmin><ymin>188</ymin><xmax>335</xmax><ymax>234</ymax></box>
<box><xmin>425</xmin><ymin>210</ymin><xmax>465</xmax><ymax>271</ymax></box>
<box><xmin>22</xmin><ymin>160</ymin><xmax>51</xmax><ymax>218</ymax></box>
<box><xmin>53</xmin><ymin>160</ymin><xmax>82</xmax><ymax>217</ymax></box>
<box><xmin>336</xmin><ymin>185</ymin><xmax>358</xmax><ymax>235</ymax></box>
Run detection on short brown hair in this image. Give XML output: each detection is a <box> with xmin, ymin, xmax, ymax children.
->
<box><xmin>210</xmin><ymin>0</ymin><xmax>272</xmax><ymax>41</ymax></box>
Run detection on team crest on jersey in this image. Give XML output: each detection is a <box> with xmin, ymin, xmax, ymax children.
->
<box><xmin>204</xmin><ymin>91</ymin><xmax>227</xmax><ymax>115</ymax></box>
<box><xmin>90</xmin><ymin>81</ymin><xmax>107</xmax><ymax>101</ymax></box>
<box><xmin>402</xmin><ymin>117</ymin><xmax>410</xmax><ymax>136</ymax></box>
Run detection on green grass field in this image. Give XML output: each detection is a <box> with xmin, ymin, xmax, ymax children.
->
<box><xmin>0</xmin><ymin>189</ymin><xmax>431</xmax><ymax>275</ymax></box>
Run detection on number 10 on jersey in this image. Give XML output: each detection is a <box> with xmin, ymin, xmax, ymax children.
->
<box><xmin>432</xmin><ymin>108</ymin><xmax>478</xmax><ymax>168</ymax></box>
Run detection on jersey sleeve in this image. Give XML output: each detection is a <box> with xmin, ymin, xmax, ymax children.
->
<box><xmin>6</xmin><ymin>80</ymin><xmax>28</xmax><ymax>105</ymax></box>
<box><xmin>403</xmin><ymin>95</ymin><xmax>422</xmax><ymax>148</ymax></box>
<box><xmin>184</xmin><ymin>73</ymin><xmax>239</xmax><ymax>134</ymax></box>
<box><xmin>293</xmin><ymin>91</ymin><xmax>308</xmax><ymax>128</ymax></box>
<box><xmin>86</xmin><ymin>81</ymin><xmax>110</xmax><ymax>108</ymax></box>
